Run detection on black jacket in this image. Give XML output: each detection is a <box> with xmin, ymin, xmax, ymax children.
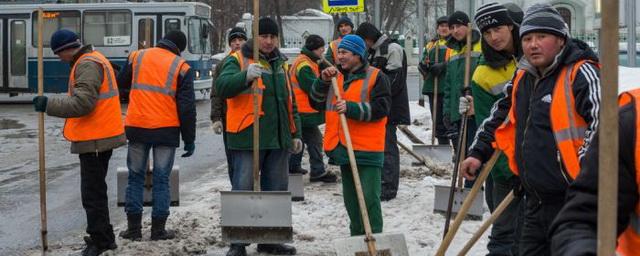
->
<box><xmin>469</xmin><ymin>39</ymin><xmax>601</xmax><ymax>201</ymax></box>
<box><xmin>117</xmin><ymin>40</ymin><xmax>197</xmax><ymax>147</ymax></box>
<box><xmin>550</xmin><ymin>102</ymin><xmax>639</xmax><ymax>256</ymax></box>
<box><xmin>368</xmin><ymin>36</ymin><xmax>410</xmax><ymax>125</ymax></box>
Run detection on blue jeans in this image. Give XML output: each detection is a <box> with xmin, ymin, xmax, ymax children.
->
<box><xmin>125</xmin><ymin>142</ymin><xmax>176</xmax><ymax>218</ymax></box>
<box><xmin>230</xmin><ymin>149</ymin><xmax>290</xmax><ymax>191</ymax></box>
<box><xmin>289</xmin><ymin>126</ymin><xmax>326</xmax><ymax>177</ymax></box>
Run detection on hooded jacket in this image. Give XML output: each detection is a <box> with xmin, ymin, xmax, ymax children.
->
<box><xmin>442</xmin><ymin>29</ymin><xmax>482</xmax><ymax>123</ymax></box>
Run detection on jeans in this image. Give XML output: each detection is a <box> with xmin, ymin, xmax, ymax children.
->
<box><xmin>230</xmin><ymin>149</ymin><xmax>290</xmax><ymax>191</ymax></box>
<box><xmin>487</xmin><ymin>177</ymin><xmax>524</xmax><ymax>256</ymax></box>
<box><xmin>288</xmin><ymin>126</ymin><xmax>326</xmax><ymax>177</ymax></box>
<box><xmin>79</xmin><ymin>150</ymin><xmax>115</xmax><ymax>248</ymax></box>
<box><xmin>125</xmin><ymin>142</ymin><xmax>176</xmax><ymax>218</ymax></box>
<box><xmin>382</xmin><ymin>123</ymin><xmax>400</xmax><ymax>197</ymax></box>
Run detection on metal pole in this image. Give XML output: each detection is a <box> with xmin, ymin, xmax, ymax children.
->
<box><xmin>374</xmin><ymin>0</ymin><xmax>381</xmax><ymax>29</ymax></box>
<box><xmin>418</xmin><ymin>0</ymin><xmax>424</xmax><ymax>58</ymax></box>
<box><xmin>627</xmin><ymin>0</ymin><xmax>636</xmax><ymax>67</ymax></box>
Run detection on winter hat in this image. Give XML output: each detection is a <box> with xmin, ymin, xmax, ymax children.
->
<box><xmin>355</xmin><ymin>22</ymin><xmax>382</xmax><ymax>42</ymax></box>
<box><xmin>448</xmin><ymin>11</ymin><xmax>470</xmax><ymax>27</ymax></box>
<box><xmin>474</xmin><ymin>2</ymin><xmax>514</xmax><ymax>33</ymax></box>
<box><xmin>503</xmin><ymin>3</ymin><xmax>524</xmax><ymax>26</ymax></box>
<box><xmin>50</xmin><ymin>29</ymin><xmax>82</xmax><ymax>54</ymax></box>
<box><xmin>259</xmin><ymin>17</ymin><xmax>279</xmax><ymax>36</ymax></box>
<box><xmin>436</xmin><ymin>16</ymin><xmax>449</xmax><ymax>27</ymax></box>
<box><xmin>520</xmin><ymin>3</ymin><xmax>569</xmax><ymax>38</ymax></box>
<box><xmin>228</xmin><ymin>27</ymin><xmax>247</xmax><ymax>45</ymax></box>
<box><xmin>160</xmin><ymin>30</ymin><xmax>187</xmax><ymax>53</ymax></box>
<box><xmin>336</xmin><ymin>16</ymin><xmax>354</xmax><ymax>30</ymax></box>
<box><xmin>304</xmin><ymin>34</ymin><xmax>325</xmax><ymax>51</ymax></box>
<box><xmin>338</xmin><ymin>34</ymin><xmax>366</xmax><ymax>61</ymax></box>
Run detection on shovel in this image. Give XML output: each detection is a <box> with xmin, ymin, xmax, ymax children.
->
<box><xmin>36</xmin><ymin>8</ymin><xmax>48</xmax><ymax>251</ymax></box>
<box><xmin>116</xmin><ymin>161</ymin><xmax>180</xmax><ymax>206</ymax></box>
<box><xmin>220</xmin><ymin>0</ymin><xmax>293</xmax><ymax>243</ymax></box>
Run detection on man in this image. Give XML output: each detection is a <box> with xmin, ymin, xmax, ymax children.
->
<box><xmin>464</xmin><ymin>3</ymin><xmax>524</xmax><ymax>255</ymax></box>
<box><xmin>216</xmin><ymin>17</ymin><xmax>301</xmax><ymax>256</ymax></box>
<box><xmin>326</xmin><ymin>16</ymin><xmax>354</xmax><ymax>65</ymax></box>
<box><xmin>355</xmin><ymin>22</ymin><xmax>410</xmax><ymax>201</ymax></box>
<box><xmin>117</xmin><ymin>31</ymin><xmax>196</xmax><ymax>242</ymax></box>
<box><xmin>32</xmin><ymin>29</ymin><xmax>125</xmax><ymax>256</ymax></box>
<box><xmin>550</xmin><ymin>89</ymin><xmax>640</xmax><ymax>256</ymax></box>
<box><xmin>288</xmin><ymin>34</ymin><xmax>338</xmax><ymax>182</ymax></box>
<box><xmin>211</xmin><ymin>27</ymin><xmax>247</xmax><ymax>182</ymax></box>
<box><xmin>419</xmin><ymin>15</ymin><xmax>451</xmax><ymax>146</ymax></box>
<box><xmin>309</xmin><ymin>34</ymin><xmax>392</xmax><ymax>236</ymax></box>
<box><xmin>462</xmin><ymin>4</ymin><xmax>601</xmax><ymax>255</ymax></box>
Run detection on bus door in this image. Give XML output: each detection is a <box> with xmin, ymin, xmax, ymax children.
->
<box><xmin>7</xmin><ymin>19</ymin><xmax>27</xmax><ymax>90</ymax></box>
<box><xmin>135</xmin><ymin>16</ymin><xmax>156</xmax><ymax>49</ymax></box>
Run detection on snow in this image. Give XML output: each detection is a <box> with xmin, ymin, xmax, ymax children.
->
<box><xmin>618</xmin><ymin>66</ymin><xmax>640</xmax><ymax>93</ymax></box>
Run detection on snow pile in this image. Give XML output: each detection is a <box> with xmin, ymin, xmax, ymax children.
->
<box><xmin>618</xmin><ymin>66</ymin><xmax>640</xmax><ymax>93</ymax></box>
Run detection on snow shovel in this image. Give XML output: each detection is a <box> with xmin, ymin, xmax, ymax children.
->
<box><xmin>220</xmin><ymin>1</ymin><xmax>293</xmax><ymax>244</ymax></box>
<box><xmin>36</xmin><ymin>8</ymin><xmax>48</xmax><ymax>251</ymax></box>
<box><xmin>116</xmin><ymin>161</ymin><xmax>180</xmax><ymax>206</ymax></box>
<box><xmin>326</xmin><ymin>76</ymin><xmax>408</xmax><ymax>256</ymax></box>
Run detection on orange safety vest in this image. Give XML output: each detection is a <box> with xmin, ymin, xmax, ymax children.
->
<box><xmin>494</xmin><ymin>60</ymin><xmax>596</xmax><ymax>179</ymax></box>
<box><xmin>289</xmin><ymin>54</ymin><xmax>320</xmax><ymax>114</ymax></box>
<box><xmin>324</xmin><ymin>67</ymin><xmax>387</xmax><ymax>152</ymax></box>
<box><xmin>330</xmin><ymin>38</ymin><xmax>342</xmax><ymax>63</ymax></box>
<box><xmin>617</xmin><ymin>89</ymin><xmax>640</xmax><ymax>256</ymax></box>
<box><xmin>125</xmin><ymin>47</ymin><xmax>189</xmax><ymax>129</ymax></box>
<box><xmin>225</xmin><ymin>51</ymin><xmax>297</xmax><ymax>134</ymax></box>
<box><xmin>63</xmin><ymin>51</ymin><xmax>124</xmax><ymax>142</ymax></box>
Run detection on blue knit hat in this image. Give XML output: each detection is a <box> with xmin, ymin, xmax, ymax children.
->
<box><xmin>50</xmin><ymin>29</ymin><xmax>81</xmax><ymax>54</ymax></box>
<box><xmin>338</xmin><ymin>34</ymin><xmax>366</xmax><ymax>61</ymax></box>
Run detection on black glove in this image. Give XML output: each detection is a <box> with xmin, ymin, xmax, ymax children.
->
<box><xmin>418</xmin><ymin>62</ymin><xmax>429</xmax><ymax>76</ymax></box>
<box><xmin>33</xmin><ymin>96</ymin><xmax>48</xmax><ymax>112</ymax></box>
<box><xmin>428</xmin><ymin>62</ymin><xmax>447</xmax><ymax>76</ymax></box>
<box><xmin>181</xmin><ymin>142</ymin><xmax>195</xmax><ymax>157</ymax></box>
<box><xmin>512</xmin><ymin>177</ymin><xmax>525</xmax><ymax>198</ymax></box>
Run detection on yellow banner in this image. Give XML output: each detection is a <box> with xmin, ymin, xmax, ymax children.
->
<box><xmin>323</xmin><ymin>0</ymin><xmax>365</xmax><ymax>14</ymax></box>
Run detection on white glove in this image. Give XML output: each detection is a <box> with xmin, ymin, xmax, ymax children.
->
<box><xmin>459</xmin><ymin>96</ymin><xmax>474</xmax><ymax>115</ymax></box>
<box><xmin>212</xmin><ymin>121</ymin><xmax>223</xmax><ymax>135</ymax></box>
<box><xmin>246</xmin><ymin>63</ymin><xmax>264</xmax><ymax>82</ymax></box>
<box><xmin>290</xmin><ymin>138</ymin><xmax>303</xmax><ymax>154</ymax></box>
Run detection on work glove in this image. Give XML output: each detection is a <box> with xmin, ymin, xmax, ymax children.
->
<box><xmin>290</xmin><ymin>138</ymin><xmax>303</xmax><ymax>154</ymax></box>
<box><xmin>418</xmin><ymin>62</ymin><xmax>429</xmax><ymax>77</ymax></box>
<box><xmin>245</xmin><ymin>63</ymin><xmax>264</xmax><ymax>83</ymax></box>
<box><xmin>32</xmin><ymin>96</ymin><xmax>48</xmax><ymax>112</ymax></box>
<box><xmin>459</xmin><ymin>96</ymin><xmax>474</xmax><ymax>115</ymax></box>
<box><xmin>181</xmin><ymin>142</ymin><xmax>195</xmax><ymax>157</ymax></box>
<box><xmin>512</xmin><ymin>177</ymin><xmax>525</xmax><ymax>198</ymax></box>
<box><xmin>428</xmin><ymin>62</ymin><xmax>447</xmax><ymax>76</ymax></box>
<box><xmin>211</xmin><ymin>121</ymin><xmax>223</xmax><ymax>135</ymax></box>
<box><xmin>418</xmin><ymin>98</ymin><xmax>425</xmax><ymax>107</ymax></box>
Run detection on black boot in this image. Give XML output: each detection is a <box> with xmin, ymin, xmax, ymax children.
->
<box><xmin>150</xmin><ymin>217</ymin><xmax>176</xmax><ymax>240</ymax></box>
<box><xmin>119</xmin><ymin>213</ymin><xmax>142</xmax><ymax>241</ymax></box>
<box><xmin>226</xmin><ymin>244</ymin><xmax>247</xmax><ymax>256</ymax></box>
<box><xmin>81</xmin><ymin>236</ymin><xmax>116</xmax><ymax>256</ymax></box>
<box><xmin>257</xmin><ymin>244</ymin><xmax>297</xmax><ymax>255</ymax></box>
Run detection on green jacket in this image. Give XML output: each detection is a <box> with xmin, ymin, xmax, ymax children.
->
<box><xmin>294</xmin><ymin>47</ymin><xmax>325</xmax><ymax>127</ymax></box>
<box><xmin>421</xmin><ymin>38</ymin><xmax>449</xmax><ymax>94</ymax></box>
<box><xmin>470</xmin><ymin>56</ymin><xmax>517</xmax><ymax>182</ymax></box>
<box><xmin>215</xmin><ymin>44</ymin><xmax>302</xmax><ymax>150</ymax></box>
<box><xmin>442</xmin><ymin>30</ymin><xmax>482</xmax><ymax>123</ymax></box>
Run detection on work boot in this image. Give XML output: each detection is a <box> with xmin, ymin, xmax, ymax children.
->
<box><xmin>119</xmin><ymin>213</ymin><xmax>142</xmax><ymax>241</ymax></box>
<box><xmin>380</xmin><ymin>190</ymin><xmax>397</xmax><ymax>201</ymax></box>
<box><xmin>226</xmin><ymin>244</ymin><xmax>247</xmax><ymax>256</ymax></box>
<box><xmin>289</xmin><ymin>167</ymin><xmax>309</xmax><ymax>175</ymax></box>
<box><xmin>81</xmin><ymin>236</ymin><xmax>116</xmax><ymax>256</ymax></box>
<box><xmin>150</xmin><ymin>217</ymin><xmax>176</xmax><ymax>240</ymax></box>
<box><xmin>310</xmin><ymin>171</ymin><xmax>338</xmax><ymax>183</ymax></box>
<box><xmin>256</xmin><ymin>244</ymin><xmax>297</xmax><ymax>255</ymax></box>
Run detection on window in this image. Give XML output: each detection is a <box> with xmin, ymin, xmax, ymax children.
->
<box><xmin>138</xmin><ymin>18</ymin><xmax>155</xmax><ymax>49</ymax></box>
<box><xmin>32</xmin><ymin>11</ymin><xmax>81</xmax><ymax>47</ymax></box>
<box><xmin>11</xmin><ymin>20</ymin><xmax>26</xmax><ymax>76</ymax></box>
<box><xmin>83</xmin><ymin>10</ymin><xmax>132</xmax><ymax>46</ymax></box>
<box><xmin>188</xmin><ymin>18</ymin><xmax>211</xmax><ymax>54</ymax></box>
<box><xmin>165</xmin><ymin>18</ymin><xmax>181</xmax><ymax>34</ymax></box>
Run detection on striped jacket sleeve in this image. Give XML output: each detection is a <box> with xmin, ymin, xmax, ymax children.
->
<box><xmin>573</xmin><ymin>62</ymin><xmax>601</xmax><ymax>160</ymax></box>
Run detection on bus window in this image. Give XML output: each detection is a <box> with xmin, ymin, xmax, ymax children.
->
<box><xmin>84</xmin><ymin>10</ymin><xmax>132</xmax><ymax>47</ymax></box>
<box><xmin>11</xmin><ymin>20</ymin><xmax>26</xmax><ymax>76</ymax></box>
<box><xmin>138</xmin><ymin>18</ymin><xmax>154</xmax><ymax>49</ymax></box>
<box><xmin>32</xmin><ymin>11</ymin><xmax>81</xmax><ymax>46</ymax></box>
<box><xmin>188</xmin><ymin>18</ymin><xmax>211</xmax><ymax>54</ymax></box>
<box><xmin>165</xmin><ymin>18</ymin><xmax>180</xmax><ymax>34</ymax></box>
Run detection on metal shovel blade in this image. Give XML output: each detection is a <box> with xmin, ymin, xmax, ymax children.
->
<box><xmin>116</xmin><ymin>166</ymin><xmax>180</xmax><ymax>206</ymax></box>
<box><xmin>412</xmin><ymin>144</ymin><xmax>454</xmax><ymax>164</ymax></box>
<box><xmin>433</xmin><ymin>184</ymin><xmax>485</xmax><ymax>219</ymax></box>
<box><xmin>220</xmin><ymin>191</ymin><xmax>293</xmax><ymax>244</ymax></box>
<box><xmin>334</xmin><ymin>233</ymin><xmax>409</xmax><ymax>256</ymax></box>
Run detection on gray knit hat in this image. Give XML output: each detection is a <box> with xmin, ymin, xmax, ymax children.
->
<box><xmin>474</xmin><ymin>2</ymin><xmax>514</xmax><ymax>33</ymax></box>
<box><xmin>520</xmin><ymin>3</ymin><xmax>569</xmax><ymax>38</ymax></box>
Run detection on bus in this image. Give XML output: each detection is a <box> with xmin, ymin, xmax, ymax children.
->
<box><xmin>0</xmin><ymin>1</ymin><xmax>213</xmax><ymax>96</ymax></box>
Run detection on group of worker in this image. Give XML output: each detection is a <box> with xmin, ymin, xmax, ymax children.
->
<box><xmin>30</xmin><ymin>1</ymin><xmax>640</xmax><ymax>256</ymax></box>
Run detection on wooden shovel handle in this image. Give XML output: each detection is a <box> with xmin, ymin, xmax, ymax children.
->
<box><xmin>37</xmin><ymin>7</ymin><xmax>48</xmax><ymax>251</ymax></box>
<box><xmin>457</xmin><ymin>191</ymin><xmax>515</xmax><ymax>256</ymax></box>
<box><xmin>252</xmin><ymin>0</ymin><xmax>260</xmax><ymax>192</ymax></box>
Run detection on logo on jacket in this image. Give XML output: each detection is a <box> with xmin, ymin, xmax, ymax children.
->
<box><xmin>541</xmin><ymin>94</ymin><xmax>552</xmax><ymax>103</ymax></box>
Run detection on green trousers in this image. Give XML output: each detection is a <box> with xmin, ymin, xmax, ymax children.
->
<box><xmin>340</xmin><ymin>164</ymin><xmax>383</xmax><ymax>236</ymax></box>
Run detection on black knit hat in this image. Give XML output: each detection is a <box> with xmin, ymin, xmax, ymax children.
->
<box><xmin>259</xmin><ymin>17</ymin><xmax>279</xmax><ymax>36</ymax></box>
<box><xmin>355</xmin><ymin>22</ymin><xmax>382</xmax><ymax>42</ymax></box>
<box><xmin>503</xmin><ymin>3</ymin><xmax>524</xmax><ymax>26</ymax></box>
<box><xmin>474</xmin><ymin>2</ymin><xmax>514</xmax><ymax>33</ymax></box>
<box><xmin>304</xmin><ymin>34</ymin><xmax>325</xmax><ymax>51</ymax></box>
<box><xmin>336</xmin><ymin>16</ymin><xmax>354</xmax><ymax>30</ymax></box>
<box><xmin>520</xmin><ymin>3</ymin><xmax>569</xmax><ymax>38</ymax></box>
<box><xmin>162</xmin><ymin>30</ymin><xmax>187</xmax><ymax>52</ymax></box>
<box><xmin>448</xmin><ymin>11</ymin><xmax>470</xmax><ymax>27</ymax></box>
<box><xmin>228</xmin><ymin>27</ymin><xmax>247</xmax><ymax>45</ymax></box>
<box><xmin>436</xmin><ymin>16</ymin><xmax>449</xmax><ymax>27</ymax></box>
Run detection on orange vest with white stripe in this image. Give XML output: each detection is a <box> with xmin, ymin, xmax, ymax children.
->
<box><xmin>125</xmin><ymin>47</ymin><xmax>189</xmax><ymax>129</ymax></box>
<box><xmin>63</xmin><ymin>51</ymin><xmax>124</xmax><ymax>142</ymax></box>
<box><xmin>324</xmin><ymin>67</ymin><xmax>387</xmax><ymax>152</ymax></box>
<box><xmin>494</xmin><ymin>60</ymin><xmax>596</xmax><ymax>179</ymax></box>
<box><xmin>617</xmin><ymin>89</ymin><xmax>640</xmax><ymax>256</ymax></box>
<box><xmin>290</xmin><ymin>54</ymin><xmax>320</xmax><ymax>114</ymax></box>
<box><xmin>330</xmin><ymin>38</ymin><xmax>342</xmax><ymax>63</ymax></box>
<box><xmin>225</xmin><ymin>51</ymin><xmax>297</xmax><ymax>134</ymax></box>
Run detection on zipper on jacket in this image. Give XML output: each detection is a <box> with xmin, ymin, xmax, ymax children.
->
<box><xmin>519</xmin><ymin>77</ymin><xmax>543</xmax><ymax>204</ymax></box>
<box><xmin>557</xmin><ymin>150</ymin><xmax>571</xmax><ymax>185</ymax></box>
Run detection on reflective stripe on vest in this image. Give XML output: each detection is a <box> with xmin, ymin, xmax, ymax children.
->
<box><xmin>290</xmin><ymin>54</ymin><xmax>319</xmax><ymax>114</ymax></box>
<box><xmin>131</xmin><ymin>50</ymin><xmax>182</xmax><ymax>97</ymax></box>
<box><xmin>63</xmin><ymin>51</ymin><xmax>124</xmax><ymax>142</ymax></box>
<box><xmin>616</xmin><ymin>89</ymin><xmax>640</xmax><ymax>256</ymax></box>
<box><xmin>323</xmin><ymin>67</ymin><xmax>387</xmax><ymax>152</ymax></box>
